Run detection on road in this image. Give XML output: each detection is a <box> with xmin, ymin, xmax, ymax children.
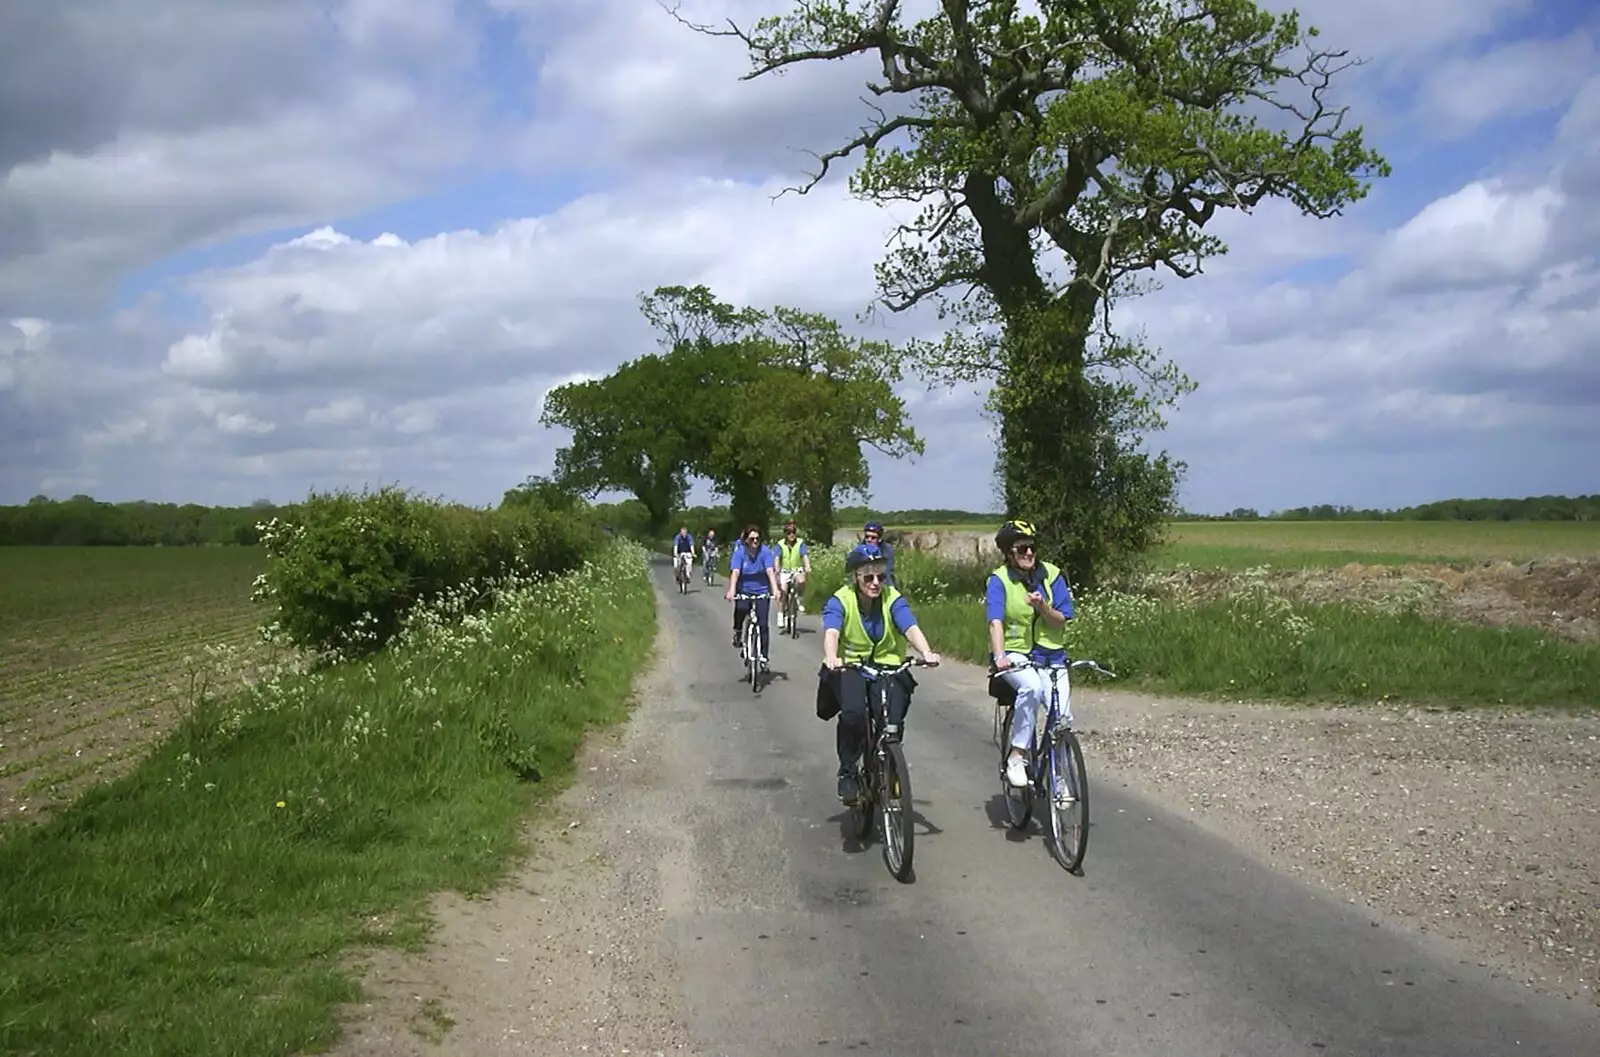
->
<box><xmin>639</xmin><ymin>559</ymin><xmax>1595</xmax><ymax>1056</ymax></box>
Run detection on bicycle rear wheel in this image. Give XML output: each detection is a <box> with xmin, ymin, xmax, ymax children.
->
<box><xmin>998</xmin><ymin>707</ymin><xmax>1032</xmax><ymax>829</ymax></box>
<box><xmin>879</xmin><ymin>741</ymin><xmax>915</xmax><ymax>881</ymax></box>
<box><xmin>1047</xmin><ymin>729</ymin><xmax>1089</xmax><ymax>873</ymax></box>
<box><xmin>849</xmin><ymin>760</ymin><xmax>873</xmax><ymax>841</ymax></box>
<box><xmin>786</xmin><ymin>590</ymin><xmax>799</xmax><ymax>637</ymax></box>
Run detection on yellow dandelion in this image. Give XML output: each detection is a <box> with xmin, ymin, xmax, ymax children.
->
<box><xmin>275</xmin><ymin>800</ymin><xmax>286</xmax><ymax>808</ymax></box>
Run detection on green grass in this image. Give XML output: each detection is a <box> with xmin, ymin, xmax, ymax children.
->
<box><xmin>0</xmin><ymin>540</ymin><xmax>658</xmax><ymax>1057</ymax></box>
<box><xmin>799</xmin><ymin>540</ymin><xmax>1600</xmax><ymax>708</ymax></box>
<box><xmin>911</xmin><ymin>594</ymin><xmax>1600</xmax><ymax>709</ymax></box>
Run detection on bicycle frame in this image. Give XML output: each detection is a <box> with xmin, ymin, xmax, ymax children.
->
<box><xmin>993</xmin><ymin>657</ymin><xmax>1114</xmax><ymax>873</ymax></box>
<box><xmin>837</xmin><ymin>657</ymin><xmax>934</xmax><ymax>881</ymax></box>
<box><xmin>732</xmin><ymin>592</ymin><xmax>767</xmax><ymax>692</ymax></box>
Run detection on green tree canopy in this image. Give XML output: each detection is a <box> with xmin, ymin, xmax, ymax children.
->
<box><xmin>541</xmin><ymin>285</ymin><xmax>923</xmax><ymax>540</ymax></box>
<box><xmin>681</xmin><ymin>0</ymin><xmax>1388</xmax><ymax>588</ymax></box>
<box><xmin>539</xmin><ymin>356</ymin><xmax>698</xmax><ymax>535</ymax></box>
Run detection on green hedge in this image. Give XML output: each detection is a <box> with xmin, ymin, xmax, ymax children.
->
<box><xmin>254</xmin><ymin>487</ymin><xmax>593</xmax><ymax>658</ymax></box>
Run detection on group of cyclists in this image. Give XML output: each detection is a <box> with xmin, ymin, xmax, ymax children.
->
<box><xmin>671</xmin><ymin>517</ymin><xmax>1074</xmax><ymax>807</ymax></box>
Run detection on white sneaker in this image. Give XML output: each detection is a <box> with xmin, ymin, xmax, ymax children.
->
<box><xmin>1006</xmin><ymin>754</ymin><xmax>1029</xmax><ymax>788</ymax></box>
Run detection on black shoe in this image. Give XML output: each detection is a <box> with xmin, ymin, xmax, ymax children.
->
<box><xmin>837</xmin><ymin>771</ymin><xmax>859</xmax><ymax>804</ymax></box>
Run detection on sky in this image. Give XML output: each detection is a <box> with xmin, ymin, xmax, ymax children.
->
<box><xmin>1</xmin><ymin>0</ymin><xmax>1596</xmax><ymax>517</ymax></box>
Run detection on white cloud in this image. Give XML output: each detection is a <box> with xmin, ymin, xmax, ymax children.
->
<box><xmin>0</xmin><ymin>0</ymin><xmax>494</xmax><ymax>319</ymax></box>
<box><xmin>1375</xmin><ymin>180</ymin><xmax>1564</xmax><ymax>288</ymax></box>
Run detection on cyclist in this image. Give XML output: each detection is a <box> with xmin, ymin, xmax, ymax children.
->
<box><xmin>774</xmin><ymin>519</ymin><xmax>812</xmax><ymax>632</ymax></box>
<box><xmin>671</xmin><ymin>525</ymin><xmax>696</xmax><ymax>584</ymax></box>
<box><xmin>723</xmin><ymin>524</ymin><xmax>780</xmax><ymax>668</ymax></box>
<box><xmin>701</xmin><ymin>528</ymin><xmax>720</xmax><ymax>584</ymax></box>
<box><xmin>861</xmin><ymin>520</ymin><xmax>896</xmax><ymax>586</ymax></box>
<box><xmin>819</xmin><ymin>542</ymin><xmax>941</xmax><ymax>804</ymax></box>
<box><xmin>985</xmin><ymin>519</ymin><xmax>1075</xmax><ymax>788</ymax></box>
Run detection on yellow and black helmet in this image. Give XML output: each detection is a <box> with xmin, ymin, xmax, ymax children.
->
<box><xmin>995</xmin><ymin>519</ymin><xmax>1037</xmax><ymax>552</ymax></box>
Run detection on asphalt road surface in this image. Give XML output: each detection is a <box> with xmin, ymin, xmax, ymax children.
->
<box><xmin>646</xmin><ymin>558</ymin><xmax>1595</xmax><ymax>1056</ymax></box>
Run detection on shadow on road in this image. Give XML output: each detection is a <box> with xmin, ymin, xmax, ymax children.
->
<box><xmin>983</xmin><ymin>792</ymin><xmax>1037</xmax><ymax>843</ymax></box>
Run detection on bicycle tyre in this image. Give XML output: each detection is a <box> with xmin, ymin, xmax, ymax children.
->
<box><xmin>746</xmin><ymin>616</ymin><xmax>761</xmax><ymax>692</ymax></box>
<box><xmin>786</xmin><ymin>590</ymin><xmax>799</xmax><ymax>637</ymax></box>
<box><xmin>879</xmin><ymin>741</ymin><xmax>914</xmax><ymax>881</ymax></box>
<box><xmin>850</xmin><ymin>760</ymin><xmax>873</xmax><ymax>841</ymax></box>
<box><xmin>1047</xmin><ymin>729</ymin><xmax>1089</xmax><ymax>873</ymax></box>
<box><xmin>998</xmin><ymin>706</ymin><xmax>1032</xmax><ymax>829</ymax></box>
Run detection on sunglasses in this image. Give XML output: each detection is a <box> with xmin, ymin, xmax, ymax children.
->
<box><xmin>1012</xmin><ymin>543</ymin><xmax>1036</xmax><ymax>555</ymax></box>
<box><xmin>858</xmin><ymin>572</ymin><xmax>886</xmax><ymax>584</ymax></box>
<box><xmin>746</xmin><ymin>536</ymin><xmax>760</xmax><ymax>544</ymax></box>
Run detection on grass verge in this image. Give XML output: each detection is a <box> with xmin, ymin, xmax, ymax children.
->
<box><xmin>801</xmin><ymin>544</ymin><xmax>1600</xmax><ymax>708</ymax></box>
<box><xmin>0</xmin><ymin>540</ymin><xmax>657</xmax><ymax>1057</ymax></box>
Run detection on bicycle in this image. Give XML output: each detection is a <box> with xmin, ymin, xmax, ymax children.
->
<box><xmin>702</xmin><ymin>548</ymin><xmax>719</xmax><ymax>585</ymax></box>
<box><xmin>989</xmin><ymin>657</ymin><xmax>1116</xmax><ymax>874</ymax></box>
<box><xmin>674</xmin><ymin>553</ymin><xmax>691</xmax><ymax>594</ymax></box>
<box><xmin>780</xmin><ymin>574</ymin><xmax>803</xmax><ymax>638</ymax></box>
<box><xmin>732</xmin><ymin>593</ymin><xmax>768</xmax><ymax>693</ymax></box>
<box><xmin>838</xmin><ymin>657</ymin><xmax>937</xmax><ymax>882</ymax></box>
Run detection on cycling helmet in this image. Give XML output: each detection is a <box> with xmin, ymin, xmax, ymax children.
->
<box><xmin>863</xmin><ymin>520</ymin><xmax>884</xmax><ymax>535</ymax></box>
<box><xmin>994</xmin><ymin>519</ymin><xmax>1037</xmax><ymax>553</ymax></box>
<box><xmin>845</xmin><ymin>542</ymin><xmax>885</xmax><ymax>572</ymax></box>
<box><xmin>783</xmin><ymin>519</ymin><xmax>797</xmax><ymax>532</ymax></box>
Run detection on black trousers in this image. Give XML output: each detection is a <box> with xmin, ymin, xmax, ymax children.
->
<box><xmin>818</xmin><ymin>667</ymin><xmax>916</xmax><ymax>772</ymax></box>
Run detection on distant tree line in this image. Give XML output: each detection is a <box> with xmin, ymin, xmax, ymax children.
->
<box><xmin>0</xmin><ymin>495</ymin><xmax>289</xmax><ymax>546</ymax></box>
<box><xmin>5</xmin><ymin>490</ymin><xmax>1591</xmax><ymax>549</ymax></box>
<box><xmin>1180</xmin><ymin>496</ymin><xmax>1599</xmax><ymax>523</ymax></box>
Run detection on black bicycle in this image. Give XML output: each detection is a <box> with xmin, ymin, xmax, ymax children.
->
<box><xmin>702</xmin><ymin>547</ymin><xmax>719</xmax><ymax>585</ymax></box>
<box><xmin>839</xmin><ymin>657</ymin><xmax>937</xmax><ymax>882</ymax></box>
<box><xmin>674</xmin><ymin>552</ymin><xmax>691</xmax><ymax>594</ymax></box>
<box><xmin>733</xmin><ymin>593</ymin><xmax>767</xmax><ymax>693</ymax></box>
<box><xmin>990</xmin><ymin>657</ymin><xmax>1115</xmax><ymax>874</ymax></box>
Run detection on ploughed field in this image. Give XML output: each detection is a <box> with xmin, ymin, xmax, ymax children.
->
<box><xmin>0</xmin><ymin>547</ymin><xmax>267</xmax><ymax>821</ymax></box>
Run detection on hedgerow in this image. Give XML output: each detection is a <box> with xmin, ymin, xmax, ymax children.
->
<box><xmin>252</xmin><ymin>486</ymin><xmax>593</xmax><ymax>658</ymax></box>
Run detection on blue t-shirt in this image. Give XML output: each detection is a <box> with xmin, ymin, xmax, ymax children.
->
<box><xmin>985</xmin><ymin>565</ymin><xmax>1074</xmax><ymax>663</ymax></box>
<box><xmin>821</xmin><ymin>592</ymin><xmax>917</xmax><ymax>640</ymax></box>
<box><xmin>729</xmin><ymin>544</ymin><xmax>776</xmax><ymax>595</ymax></box>
<box><xmin>673</xmin><ymin>532</ymin><xmax>695</xmax><ymax>554</ymax></box>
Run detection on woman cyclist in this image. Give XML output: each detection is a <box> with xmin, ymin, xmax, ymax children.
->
<box><xmin>986</xmin><ymin>519</ymin><xmax>1075</xmax><ymax>788</ymax></box>
<box><xmin>701</xmin><ymin>528</ymin><xmax>720</xmax><ymax>584</ymax></box>
<box><xmin>774</xmin><ymin>519</ymin><xmax>811</xmax><ymax>632</ymax></box>
<box><xmin>819</xmin><ymin>543</ymin><xmax>941</xmax><ymax>804</ymax></box>
<box><xmin>724</xmin><ymin>524</ymin><xmax>780</xmax><ymax>668</ymax></box>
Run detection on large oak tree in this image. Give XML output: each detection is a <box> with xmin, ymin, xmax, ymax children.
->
<box><xmin>677</xmin><ymin>0</ymin><xmax>1389</xmax><ymax>588</ymax></box>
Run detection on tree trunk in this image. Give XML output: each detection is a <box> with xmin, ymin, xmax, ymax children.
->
<box><xmin>726</xmin><ymin>470</ymin><xmax>775</xmax><ymax>537</ymax></box>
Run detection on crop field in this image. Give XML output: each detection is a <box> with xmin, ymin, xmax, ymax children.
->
<box><xmin>1160</xmin><ymin>519</ymin><xmax>1600</xmax><ymax>567</ymax></box>
<box><xmin>0</xmin><ymin>546</ymin><xmax>267</xmax><ymax>821</ymax></box>
<box><xmin>842</xmin><ymin>519</ymin><xmax>1600</xmax><ymax>567</ymax></box>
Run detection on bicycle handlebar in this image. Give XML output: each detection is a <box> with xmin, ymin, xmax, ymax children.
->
<box><xmin>836</xmin><ymin>657</ymin><xmax>939</xmax><ymax>674</ymax></box>
<box><xmin>730</xmin><ymin>592</ymin><xmax>769</xmax><ymax>601</ymax></box>
<box><xmin>994</xmin><ymin>657</ymin><xmax>1118</xmax><ymax>679</ymax></box>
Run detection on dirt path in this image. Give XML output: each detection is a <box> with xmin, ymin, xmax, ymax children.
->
<box><xmin>328</xmin><ymin>615</ymin><xmax>701</xmax><ymax>1055</ymax></box>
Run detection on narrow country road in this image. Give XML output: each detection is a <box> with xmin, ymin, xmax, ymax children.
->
<box><xmin>336</xmin><ymin>557</ymin><xmax>1599</xmax><ymax>1056</ymax></box>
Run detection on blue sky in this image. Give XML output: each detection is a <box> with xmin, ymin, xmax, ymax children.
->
<box><xmin>2</xmin><ymin>0</ymin><xmax>1596</xmax><ymax>516</ymax></box>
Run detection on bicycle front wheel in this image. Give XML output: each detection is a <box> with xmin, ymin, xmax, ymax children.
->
<box><xmin>879</xmin><ymin>741</ymin><xmax>915</xmax><ymax>881</ymax></box>
<box><xmin>746</xmin><ymin>619</ymin><xmax>761</xmax><ymax>692</ymax></box>
<box><xmin>1047</xmin><ymin>729</ymin><xmax>1089</xmax><ymax>873</ymax></box>
<box><xmin>786</xmin><ymin>591</ymin><xmax>799</xmax><ymax>637</ymax></box>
